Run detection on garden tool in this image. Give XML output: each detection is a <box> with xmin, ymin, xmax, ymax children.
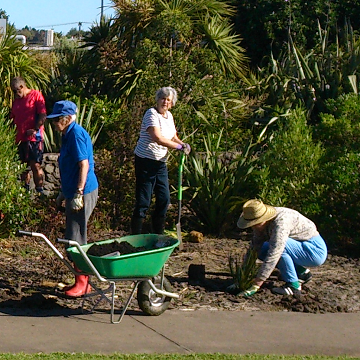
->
<box><xmin>176</xmin><ymin>152</ymin><xmax>185</xmax><ymax>250</ymax></box>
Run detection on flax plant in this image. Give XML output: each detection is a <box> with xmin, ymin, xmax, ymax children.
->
<box><xmin>44</xmin><ymin>98</ymin><xmax>104</xmax><ymax>153</ymax></box>
<box><xmin>247</xmin><ymin>20</ymin><xmax>360</xmax><ymax>121</ymax></box>
<box><xmin>229</xmin><ymin>248</ymin><xmax>259</xmax><ymax>292</ymax></box>
<box><xmin>183</xmin><ymin>130</ymin><xmax>258</xmax><ymax>235</ymax></box>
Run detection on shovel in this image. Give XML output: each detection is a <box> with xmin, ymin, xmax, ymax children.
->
<box><xmin>176</xmin><ymin>152</ymin><xmax>185</xmax><ymax>250</ymax></box>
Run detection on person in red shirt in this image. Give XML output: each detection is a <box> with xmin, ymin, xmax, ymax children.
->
<box><xmin>10</xmin><ymin>77</ymin><xmax>47</xmax><ymax>193</ymax></box>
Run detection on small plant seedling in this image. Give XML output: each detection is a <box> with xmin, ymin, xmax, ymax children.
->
<box><xmin>229</xmin><ymin>248</ymin><xmax>259</xmax><ymax>292</ymax></box>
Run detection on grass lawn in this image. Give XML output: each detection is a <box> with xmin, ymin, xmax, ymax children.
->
<box><xmin>0</xmin><ymin>354</ymin><xmax>358</xmax><ymax>360</ymax></box>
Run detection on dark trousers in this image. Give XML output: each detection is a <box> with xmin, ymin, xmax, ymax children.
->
<box><xmin>133</xmin><ymin>155</ymin><xmax>170</xmax><ymax>219</ymax></box>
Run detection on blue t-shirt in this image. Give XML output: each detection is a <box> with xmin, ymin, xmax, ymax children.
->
<box><xmin>59</xmin><ymin>122</ymin><xmax>98</xmax><ymax>199</ymax></box>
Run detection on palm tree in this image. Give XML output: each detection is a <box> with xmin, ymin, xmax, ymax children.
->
<box><xmin>0</xmin><ymin>8</ymin><xmax>8</xmax><ymax>18</ymax></box>
<box><xmin>0</xmin><ymin>25</ymin><xmax>50</xmax><ymax>108</ymax></box>
<box><xmin>77</xmin><ymin>17</ymin><xmax>141</xmax><ymax>99</ymax></box>
<box><xmin>111</xmin><ymin>0</ymin><xmax>248</xmax><ymax>79</ymax></box>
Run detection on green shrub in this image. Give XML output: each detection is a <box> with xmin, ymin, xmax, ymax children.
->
<box><xmin>91</xmin><ymin>101</ymin><xmax>140</xmax><ymax>231</ymax></box>
<box><xmin>315</xmin><ymin>152</ymin><xmax>360</xmax><ymax>254</ymax></box>
<box><xmin>315</xmin><ymin>94</ymin><xmax>360</xmax><ymax>152</ymax></box>
<box><xmin>313</xmin><ymin>94</ymin><xmax>360</xmax><ymax>255</ymax></box>
<box><xmin>0</xmin><ymin>113</ymin><xmax>36</xmax><ymax>237</ymax></box>
<box><xmin>256</xmin><ymin>107</ymin><xmax>325</xmax><ymax>216</ymax></box>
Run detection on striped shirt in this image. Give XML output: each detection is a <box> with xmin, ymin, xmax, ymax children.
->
<box><xmin>134</xmin><ymin>107</ymin><xmax>177</xmax><ymax>162</ymax></box>
<box><xmin>252</xmin><ymin>207</ymin><xmax>320</xmax><ymax>281</ymax></box>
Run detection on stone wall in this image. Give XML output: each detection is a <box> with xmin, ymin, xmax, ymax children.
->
<box><xmin>42</xmin><ymin>153</ymin><xmax>61</xmax><ymax>195</ymax></box>
<box><xmin>29</xmin><ymin>153</ymin><xmax>60</xmax><ymax>195</ymax></box>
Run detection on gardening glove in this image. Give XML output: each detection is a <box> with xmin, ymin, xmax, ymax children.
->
<box><xmin>70</xmin><ymin>193</ymin><xmax>84</xmax><ymax>212</ymax></box>
<box><xmin>238</xmin><ymin>284</ymin><xmax>260</xmax><ymax>298</ymax></box>
<box><xmin>55</xmin><ymin>192</ymin><xmax>65</xmax><ymax>210</ymax></box>
<box><xmin>177</xmin><ymin>143</ymin><xmax>191</xmax><ymax>155</ymax></box>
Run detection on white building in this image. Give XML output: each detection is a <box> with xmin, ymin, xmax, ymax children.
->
<box><xmin>0</xmin><ymin>18</ymin><xmax>6</xmax><ymax>37</ymax></box>
<box><xmin>44</xmin><ymin>29</ymin><xmax>54</xmax><ymax>46</ymax></box>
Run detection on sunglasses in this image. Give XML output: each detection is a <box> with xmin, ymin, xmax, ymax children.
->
<box><xmin>51</xmin><ymin>116</ymin><xmax>63</xmax><ymax>123</ymax></box>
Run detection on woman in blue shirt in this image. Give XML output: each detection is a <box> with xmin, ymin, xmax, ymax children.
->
<box><xmin>47</xmin><ymin>100</ymin><xmax>98</xmax><ymax>297</ymax></box>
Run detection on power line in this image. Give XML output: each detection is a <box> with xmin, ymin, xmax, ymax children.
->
<box><xmin>33</xmin><ymin>22</ymin><xmax>92</xmax><ymax>29</ymax></box>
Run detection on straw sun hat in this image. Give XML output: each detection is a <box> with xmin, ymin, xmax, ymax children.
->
<box><xmin>237</xmin><ymin>199</ymin><xmax>277</xmax><ymax>229</ymax></box>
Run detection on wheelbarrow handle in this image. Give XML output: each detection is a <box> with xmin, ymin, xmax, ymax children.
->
<box><xmin>57</xmin><ymin>239</ymin><xmax>107</xmax><ymax>282</ymax></box>
<box><xmin>17</xmin><ymin>230</ymin><xmax>69</xmax><ymax>265</ymax></box>
<box><xmin>17</xmin><ymin>230</ymin><xmax>34</xmax><ymax>237</ymax></box>
<box><xmin>56</xmin><ymin>238</ymin><xmax>72</xmax><ymax>246</ymax></box>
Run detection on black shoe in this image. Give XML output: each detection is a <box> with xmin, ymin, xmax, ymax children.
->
<box><xmin>298</xmin><ymin>269</ymin><xmax>312</xmax><ymax>284</ymax></box>
<box><xmin>271</xmin><ymin>283</ymin><xmax>302</xmax><ymax>297</ymax></box>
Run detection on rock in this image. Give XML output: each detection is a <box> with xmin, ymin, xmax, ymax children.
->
<box><xmin>186</xmin><ymin>231</ymin><xmax>204</xmax><ymax>243</ymax></box>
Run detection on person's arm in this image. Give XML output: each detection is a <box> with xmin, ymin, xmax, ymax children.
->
<box><xmin>35</xmin><ymin>113</ymin><xmax>47</xmax><ymax>130</ymax></box>
<box><xmin>27</xmin><ymin>113</ymin><xmax>46</xmax><ymax>137</ymax></box>
<box><xmin>256</xmin><ymin>220</ymin><xmax>290</xmax><ymax>282</ymax></box>
<box><xmin>172</xmin><ymin>133</ymin><xmax>183</xmax><ymax>145</ymax></box>
<box><xmin>77</xmin><ymin>159</ymin><xmax>89</xmax><ymax>194</ymax></box>
<box><xmin>30</xmin><ymin>92</ymin><xmax>46</xmax><ymax>133</ymax></box>
<box><xmin>147</xmin><ymin>126</ymin><xmax>183</xmax><ymax>149</ymax></box>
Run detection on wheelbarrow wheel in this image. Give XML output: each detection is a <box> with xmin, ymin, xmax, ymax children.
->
<box><xmin>137</xmin><ymin>276</ymin><xmax>172</xmax><ymax>316</ymax></box>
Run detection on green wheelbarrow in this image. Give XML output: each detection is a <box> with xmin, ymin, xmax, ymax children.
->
<box><xmin>17</xmin><ymin>230</ymin><xmax>180</xmax><ymax>324</ymax></box>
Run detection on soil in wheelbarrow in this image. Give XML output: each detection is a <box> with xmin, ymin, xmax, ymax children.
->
<box><xmin>0</xmin><ymin>226</ymin><xmax>360</xmax><ymax>315</ymax></box>
<box><xmin>86</xmin><ymin>241</ymin><xmax>147</xmax><ymax>257</ymax></box>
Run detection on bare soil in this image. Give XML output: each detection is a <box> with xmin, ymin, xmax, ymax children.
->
<box><xmin>0</xmin><ymin>224</ymin><xmax>359</xmax><ymax>316</ymax></box>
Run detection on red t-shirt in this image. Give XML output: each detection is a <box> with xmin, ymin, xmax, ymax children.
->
<box><xmin>10</xmin><ymin>90</ymin><xmax>46</xmax><ymax>143</ymax></box>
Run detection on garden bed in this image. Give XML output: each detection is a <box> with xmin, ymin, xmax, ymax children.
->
<box><xmin>0</xmin><ymin>228</ymin><xmax>359</xmax><ymax>314</ymax></box>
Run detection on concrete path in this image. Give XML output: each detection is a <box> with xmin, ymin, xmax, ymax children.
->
<box><xmin>0</xmin><ymin>308</ymin><xmax>359</xmax><ymax>355</ymax></box>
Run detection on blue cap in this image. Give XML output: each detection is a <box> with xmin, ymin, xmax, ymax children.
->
<box><xmin>47</xmin><ymin>100</ymin><xmax>77</xmax><ymax>118</ymax></box>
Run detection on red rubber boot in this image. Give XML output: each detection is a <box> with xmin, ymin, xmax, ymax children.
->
<box><xmin>65</xmin><ymin>266</ymin><xmax>92</xmax><ymax>297</ymax></box>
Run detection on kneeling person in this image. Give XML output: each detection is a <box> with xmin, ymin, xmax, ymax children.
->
<box><xmin>234</xmin><ymin>199</ymin><xmax>327</xmax><ymax>297</ymax></box>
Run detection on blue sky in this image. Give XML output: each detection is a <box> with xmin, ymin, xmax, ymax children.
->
<box><xmin>1</xmin><ymin>0</ymin><xmax>115</xmax><ymax>34</ymax></box>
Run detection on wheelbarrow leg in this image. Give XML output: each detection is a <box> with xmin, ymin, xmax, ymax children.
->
<box><xmin>112</xmin><ymin>281</ymin><xmax>140</xmax><ymax>324</ymax></box>
<box><xmin>81</xmin><ymin>278</ymin><xmax>114</xmax><ymax>312</ymax></box>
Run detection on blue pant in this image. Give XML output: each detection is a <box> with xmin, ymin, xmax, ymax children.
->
<box><xmin>133</xmin><ymin>155</ymin><xmax>170</xmax><ymax>219</ymax></box>
<box><xmin>259</xmin><ymin>235</ymin><xmax>328</xmax><ymax>283</ymax></box>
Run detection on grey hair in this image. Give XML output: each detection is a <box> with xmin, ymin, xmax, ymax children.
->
<box><xmin>10</xmin><ymin>76</ymin><xmax>26</xmax><ymax>88</ymax></box>
<box><xmin>155</xmin><ymin>87</ymin><xmax>177</xmax><ymax>106</ymax></box>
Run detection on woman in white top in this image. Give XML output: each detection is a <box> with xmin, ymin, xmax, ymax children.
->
<box><xmin>131</xmin><ymin>87</ymin><xmax>190</xmax><ymax>235</ymax></box>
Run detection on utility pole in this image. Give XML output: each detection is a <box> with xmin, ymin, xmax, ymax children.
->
<box><xmin>100</xmin><ymin>0</ymin><xmax>104</xmax><ymax>22</ymax></box>
<box><xmin>78</xmin><ymin>22</ymin><xmax>82</xmax><ymax>40</ymax></box>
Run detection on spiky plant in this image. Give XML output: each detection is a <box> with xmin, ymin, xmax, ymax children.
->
<box><xmin>43</xmin><ymin>97</ymin><xmax>104</xmax><ymax>153</ymax></box>
<box><xmin>0</xmin><ymin>24</ymin><xmax>50</xmax><ymax>108</ymax></box>
<box><xmin>111</xmin><ymin>0</ymin><xmax>248</xmax><ymax>79</ymax></box>
<box><xmin>229</xmin><ymin>248</ymin><xmax>259</xmax><ymax>292</ymax></box>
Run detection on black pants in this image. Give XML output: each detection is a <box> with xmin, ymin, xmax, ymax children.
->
<box><xmin>132</xmin><ymin>155</ymin><xmax>170</xmax><ymax>219</ymax></box>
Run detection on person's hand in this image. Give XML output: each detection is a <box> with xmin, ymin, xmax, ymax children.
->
<box><xmin>26</xmin><ymin>129</ymin><xmax>36</xmax><ymax>137</ymax></box>
<box><xmin>55</xmin><ymin>192</ymin><xmax>65</xmax><ymax>210</ymax></box>
<box><xmin>177</xmin><ymin>143</ymin><xmax>191</xmax><ymax>155</ymax></box>
<box><xmin>238</xmin><ymin>284</ymin><xmax>260</xmax><ymax>297</ymax></box>
<box><xmin>70</xmin><ymin>193</ymin><xmax>84</xmax><ymax>211</ymax></box>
